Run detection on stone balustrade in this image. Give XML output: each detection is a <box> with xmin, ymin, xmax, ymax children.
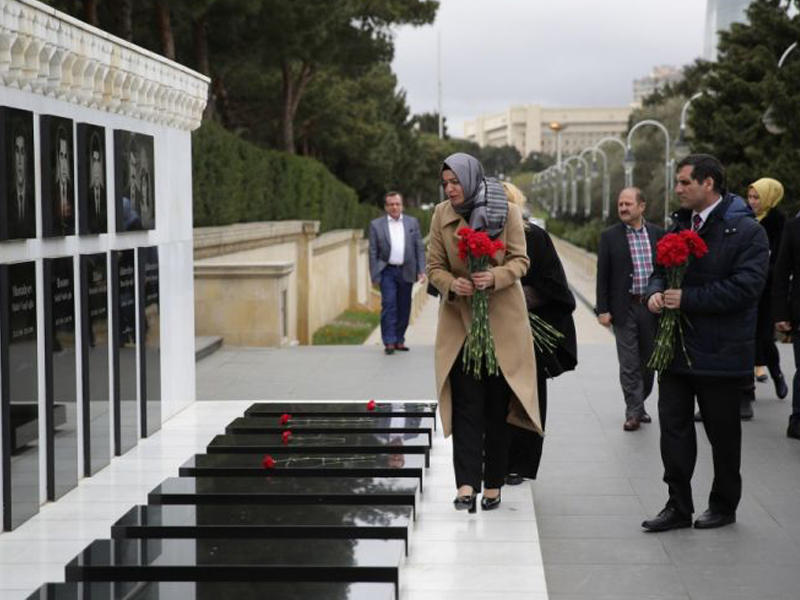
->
<box><xmin>0</xmin><ymin>0</ymin><xmax>209</xmax><ymax>130</ymax></box>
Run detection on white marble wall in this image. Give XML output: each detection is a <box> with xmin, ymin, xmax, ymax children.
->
<box><xmin>0</xmin><ymin>0</ymin><xmax>208</xmax><ymax>528</ymax></box>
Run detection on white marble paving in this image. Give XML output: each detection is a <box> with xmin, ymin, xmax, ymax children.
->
<box><xmin>0</xmin><ymin>399</ymin><xmax>549</xmax><ymax>600</ymax></box>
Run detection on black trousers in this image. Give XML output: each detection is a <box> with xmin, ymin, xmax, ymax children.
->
<box><xmin>658</xmin><ymin>372</ymin><xmax>746</xmax><ymax>516</ymax></box>
<box><xmin>508</xmin><ymin>373</ymin><xmax>547</xmax><ymax>479</ymax></box>
<box><xmin>450</xmin><ymin>352</ymin><xmax>512</xmax><ymax>491</ymax></box>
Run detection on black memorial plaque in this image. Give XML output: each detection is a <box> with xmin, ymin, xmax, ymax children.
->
<box><xmin>179</xmin><ymin>453</ymin><xmax>425</xmax><ymax>488</ymax></box>
<box><xmin>1</xmin><ymin>261</ymin><xmax>38</xmax><ymax>530</ymax></box>
<box><xmin>226</xmin><ymin>416</ymin><xmax>433</xmax><ymax>446</ymax></box>
<box><xmin>0</xmin><ymin>107</ymin><xmax>36</xmax><ymax>240</ymax></box>
<box><xmin>80</xmin><ymin>253</ymin><xmax>111</xmax><ymax>476</ymax></box>
<box><xmin>27</xmin><ymin>581</ymin><xmax>396</xmax><ymax>600</ymax></box>
<box><xmin>77</xmin><ymin>123</ymin><xmax>107</xmax><ymax>234</ymax></box>
<box><xmin>245</xmin><ymin>402</ymin><xmax>437</xmax><ymax>429</ymax></box>
<box><xmin>65</xmin><ymin>538</ymin><xmax>405</xmax><ymax>590</ymax></box>
<box><xmin>111</xmin><ymin>249</ymin><xmax>137</xmax><ymax>456</ymax></box>
<box><xmin>114</xmin><ymin>130</ymin><xmax>155</xmax><ymax>232</ymax></box>
<box><xmin>111</xmin><ymin>504</ymin><xmax>412</xmax><ymax>548</ymax></box>
<box><xmin>137</xmin><ymin>247</ymin><xmax>160</xmax><ymax>437</ymax></box>
<box><xmin>208</xmin><ymin>432</ymin><xmax>430</xmax><ymax>466</ymax></box>
<box><xmin>40</xmin><ymin>115</ymin><xmax>76</xmax><ymax>237</ymax></box>
<box><xmin>44</xmin><ymin>257</ymin><xmax>78</xmax><ymax>500</ymax></box>
<box><xmin>148</xmin><ymin>477</ymin><xmax>418</xmax><ymax>514</ymax></box>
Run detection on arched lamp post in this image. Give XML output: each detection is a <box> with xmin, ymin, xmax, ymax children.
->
<box><xmin>626</xmin><ymin>119</ymin><xmax>672</xmax><ymax>228</ymax></box>
<box><xmin>563</xmin><ymin>155</ymin><xmax>590</xmax><ymax>216</ymax></box>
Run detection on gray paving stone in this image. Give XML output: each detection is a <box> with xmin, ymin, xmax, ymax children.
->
<box><xmin>540</xmin><ymin>537</ymin><xmax>671</xmax><ymax>565</ymax></box>
<box><xmin>544</xmin><ymin>565</ymin><xmax>687</xmax><ymax>596</ymax></box>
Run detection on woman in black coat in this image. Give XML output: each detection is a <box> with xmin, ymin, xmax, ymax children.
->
<box><xmin>747</xmin><ymin>178</ymin><xmax>788</xmax><ymax>412</ymax></box>
<box><xmin>504</xmin><ymin>183</ymin><xmax>577</xmax><ymax>481</ymax></box>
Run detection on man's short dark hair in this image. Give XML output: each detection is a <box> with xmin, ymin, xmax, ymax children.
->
<box><xmin>676</xmin><ymin>154</ymin><xmax>726</xmax><ymax>194</ymax></box>
<box><xmin>384</xmin><ymin>191</ymin><xmax>402</xmax><ymax>203</ymax></box>
<box><xmin>622</xmin><ymin>186</ymin><xmax>646</xmax><ymax>204</ymax></box>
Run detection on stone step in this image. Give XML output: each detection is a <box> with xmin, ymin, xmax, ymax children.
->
<box><xmin>179</xmin><ymin>453</ymin><xmax>425</xmax><ymax>489</ymax></box>
<box><xmin>245</xmin><ymin>401</ymin><xmax>437</xmax><ymax>428</ymax></box>
<box><xmin>195</xmin><ymin>336</ymin><xmax>223</xmax><ymax>361</ymax></box>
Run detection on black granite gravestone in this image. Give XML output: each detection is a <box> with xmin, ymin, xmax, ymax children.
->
<box><xmin>111</xmin><ymin>249</ymin><xmax>137</xmax><ymax>455</ymax></box>
<box><xmin>0</xmin><ymin>107</ymin><xmax>36</xmax><ymax>240</ymax></box>
<box><xmin>40</xmin><ymin>115</ymin><xmax>76</xmax><ymax>237</ymax></box>
<box><xmin>179</xmin><ymin>453</ymin><xmax>425</xmax><ymax>488</ymax></box>
<box><xmin>43</xmin><ymin>257</ymin><xmax>78</xmax><ymax>500</ymax></box>
<box><xmin>77</xmin><ymin>123</ymin><xmax>107</xmax><ymax>235</ymax></box>
<box><xmin>207</xmin><ymin>432</ymin><xmax>430</xmax><ymax>466</ymax></box>
<box><xmin>225</xmin><ymin>416</ymin><xmax>434</xmax><ymax>446</ymax></box>
<box><xmin>137</xmin><ymin>247</ymin><xmax>160</xmax><ymax>437</ymax></box>
<box><xmin>27</xmin><ymin>581</ymin><xmax>396</xmax><ymax>600</ymax></box>
<box><xmin>1</xmin><ymin>261</ymin><xmax>38</xmax><ymax>530</ymax></box>
<box><xmin>245</xmin><ymin>402</ymin><xmax>437</xmax><ymax>430</ymax></box>
<box><xmin>148</xmin><ymin>477</ymin><xmax>418</xmax><ymax>515</ymax></box>
<box><xmin>64</xmin><ymin>538</ymin><xmax>404</xmax><ymax>589</ymax></box>
<box><xmin>111</xmin><ymin>504</ymin><xmax>412</xmax><ymax>549</ymax></box>
<box><xmin>113</xmin><ymin>130</ymin><xmax>155</xmax><ymax>232</ymax></box>
<box><xmin>80</xmin><ymin>253</ymin><xmax>111</xmax><ymax>476</ymax></box>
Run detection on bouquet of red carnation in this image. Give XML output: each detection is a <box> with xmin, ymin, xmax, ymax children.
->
<box><xmin>647</xmin><ymin>229</ymin><xmax>708</xmax><ymax>373</ymax></box>
<box><xmin>457</xmin><ymin>227</ymin><xmax>506</xmax><ymax>379</ymax></box>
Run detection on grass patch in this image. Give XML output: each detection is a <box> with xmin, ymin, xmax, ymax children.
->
<box><xmin>312</xmin><ymin>309</ymin><xmax>381</xmax><ymax>345</ymax></box>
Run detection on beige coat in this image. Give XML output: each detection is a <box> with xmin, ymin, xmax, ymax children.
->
<box><xmin>427</xmin><ymin>200</ymin><xmax>541</xmax><ymax>437</ymax></box>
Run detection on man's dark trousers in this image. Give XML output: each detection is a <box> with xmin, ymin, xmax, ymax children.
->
<box><xmin>658</xmin><ymin>372</ymin><xmax>747</xmax><ymax>516</ymax></box>
<box><xmin>613</xmin><ymin>301</ymin><xmax>656</xmax><ymax>419</ymax></box>
<box><xmin>380</xmin><ymin>265</ymin><xmax>412</xmax><ymax>346</ymax></box>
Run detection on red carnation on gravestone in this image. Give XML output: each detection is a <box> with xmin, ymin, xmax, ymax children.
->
<box><xmin>281</xmin><ymin>430</ymin><xmax>292</xmax><ymax>445</ymax></box>
<box><xmin>367</xmin><ymin>399</ymin><xmax>377</xmax><ymax>411</ymax></box>
<box><xmin>262</xmin><ymin>455</ymin><xmax>276</xmax><ymax>469</ymax></box>
<box><xmin>279</xmin><ymin>413</ymin><xmax>291</xmax><ymax>425</ymax></box>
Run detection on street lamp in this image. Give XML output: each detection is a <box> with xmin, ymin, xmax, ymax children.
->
<box><xmin>623</xmin><ymin>148</ymin><xmax>636</xmax><ymax>188</ymax></box>
<box><xmin>563</xmin><ymin>155</ymin><xmax>590</xmax><ymax>216</ymax></box>
<box><xmin>579</xmin><ymin>147</ymin><xmax>599</xmax><ymax>217</ymax></box>
<box><xmin>626</xmin><ymin>119</ymin><xmax>672</xmax><ymax>229</ymax></box>
<box><xmin>549</xmin><ymin>121</ymin><xmax>566</xmax><ymax>169</ymax></box>
<box><xmin>763</xmin><ymin>42</ymin><xmax>797</xmax><ymax>135</ymax></box>
<box><xmin>586</xmin><ymin>145</ymin><xmax>610</xmax><ymax>219</ymax></box>
<box><xmin>675</xmin><ymin>92</ymin><xmax>703</xmax><ymax>159</ymax></box>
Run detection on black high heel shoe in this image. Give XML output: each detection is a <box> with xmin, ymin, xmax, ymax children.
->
<box><xmin>481</xmin><ymin>490</ymin><xmax>502</xmax><ymax>511</ymax></box>
<box><xmin>453</xmin><ymin>493</ymin><xmax>477</xmax><ymax>513</ymax></box>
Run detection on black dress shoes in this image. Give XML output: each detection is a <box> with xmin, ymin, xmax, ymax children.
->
<box><xmin>395</xmin><ymin>344</ymin><xmax>410</xmax><ymax>351</ymax></box>
<box><xmin>505</xmin><ymin>473</ymin><xmax>525</xmax><ymax>486</ymax></box>
<box><xmin>384</xmin><ymin>344</ymin><xmax>395</xmax><ymax>355</ymax></box>
<box><xmin>787</xmin><ymin>416</ymin><xmax>800</xmax><ymax>440</ymax></box>
<box><xmin>453</xmin><ymin>493</ymin><xmax>477</xmax><ymax>513</ymax></box>
<box><xmin>740</xmin><ymin>398</ymin><xmax>754</xmax><ymax>420</ymax></box>
<box><xmin>641</xmin><ymin>507</ymin><xmax>692</xmax><ymax>532</ymax></box>
<box><xmin>774</xmin><ymin>372</ymin><xmax>789</xmax><ymax>399</ymax></box>
<box><xmin>481</xmin><ymin>491</ymin><xmax>501</xmax><ymax>511</ymax></box>
<box><xmin>694</xmin><ymin>509</ymin><xmax>736</xmax><ymax>529</ymax></box>
<box><xmin>640</xmin><ymin>412</ymin><xmax>652</xmax><ymax>424</ymax></box>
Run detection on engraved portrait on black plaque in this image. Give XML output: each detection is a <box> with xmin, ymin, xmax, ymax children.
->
<box><xmin>77</xmin><ymin>124</ymin><xmax>107</xmax><ymax>235</ymax></box>
<box><xmin>114</xmin><ymin>130</ymin><xmax>155</xmax><ymax>232</ymax></box>
<box><xmin>0</xmin><ymin>108</ymin><xmax>36</xmax><ymax>240</ymax></box>
<box><xmin>40</xmin><ymin>115</ymin><xmax>76</xmax><ymax>237</ymax></box>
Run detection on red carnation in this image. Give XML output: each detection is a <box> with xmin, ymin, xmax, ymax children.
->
<box><xmin>279</xmin><ymin>413</ymin><xmax>291</xmax><ymax>426</ymax></box>
<box><xmin>366</xmin><ymin>399</ymin><xmax>377</xmax><ymax>411</ymax></box>
<box><xmin>262</xmin><ymin>455</ymin><xmax>276</xmax><ymax>469</ymax></box>
<box><xmin>656</xmin><ymin>233</ymin><xmax>690</xmax><ymax>268</ymax></box>
<box><xmin>281</xmin><ymin>430</ymin><xmax>292</xmax><ymax>445</ymax></box>
<box><xmin>678</xmin><ymin>229</ymin><xmax>708</xmax><ymax>259</ymax></box>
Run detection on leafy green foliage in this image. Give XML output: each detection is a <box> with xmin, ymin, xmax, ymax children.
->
<box><xmin>312</xmin><ymin>309</ymin><xmax>381</xmax><ymax>345</ymax></box>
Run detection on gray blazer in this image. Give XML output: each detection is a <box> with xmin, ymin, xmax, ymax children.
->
<box><xmin>368</xmin><ymin>214</ymin><xmax>425</xmax><ymax>284</ymax></box>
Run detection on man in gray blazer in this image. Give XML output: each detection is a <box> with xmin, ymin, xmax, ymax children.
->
<box><xmin>369</xmin><ymin>191</ymin><xmax>426</xmax><ymax>354</ymax></box>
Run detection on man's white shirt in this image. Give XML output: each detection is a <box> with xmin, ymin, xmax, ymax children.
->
<box><xmin>387</xmin><ymin>215</ymin><xmax>405</xmax><ymax>265</ymax></box>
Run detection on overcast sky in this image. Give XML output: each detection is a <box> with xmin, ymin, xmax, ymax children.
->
<box><xmin>391</xmin><ymin>0</ymin><xmax>707</xmax><ymax>137</ymax></box>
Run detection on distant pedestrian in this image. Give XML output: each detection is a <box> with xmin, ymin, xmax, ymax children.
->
<box><xmin>595</xmin><ymin>187</ymin><xmax>664</xmax><ymax>431</ymax></box>
<box><xmin>368</xmin><ymin>192</ymin><xmax>426</xmax><ymax>354</ymax></box>
<box><xmin>642</xmin><ymin>154</ymin><xmax>769</xmax><ymax>532</ymax></box>
<box><xmin>744</xmin><ymin>178</ymin><xmax>788</xmax><ymax>420</ymax></box>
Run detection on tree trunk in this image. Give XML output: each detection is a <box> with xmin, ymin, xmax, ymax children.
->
<box><xmin>118</xmin><ymin>0</ymin><xmax>133</xmax><ymax>41</ymax></box>
<box><xmin>280</xmin><ymin>60</ymin><xmax>313</xmax><ymax>155</ymax></box>
<box><xmin>83</xmin><ymin>0</ymin><xmax>99</xmax><ymax>25</ymax></box>
<box><xmin>155</xmin><ymin>0</ymin><xmax>175</xmax><ymax>60</ymax></box>
<box><xmin>193</xmin><ymin>14</ymin><xmax>210</xmax><ymax>75</ymax></box>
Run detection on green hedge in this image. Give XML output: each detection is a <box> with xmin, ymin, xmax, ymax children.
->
<box><xmin>546</xmin><ymin>218</ymin><xmax>606</xmax><ymax>254</ymax></box>
<box><xmin>192</xmin><ymin>120</ymin><xmax>380</xmax><ymax>231</ymax></box>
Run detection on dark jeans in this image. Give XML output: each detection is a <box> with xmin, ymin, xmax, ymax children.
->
<box><xmin>449</xmin><ymin>350</ymin><xmax>512</xmax><ymax>491</ymax></box>
<box><xmin>379</xmin><ymin>265</ymin><xmax>412</xmax><ymax>346</ymax></box>
<box><xmin>792</xmin><ymin>335</ymin><xmax>800</xmax><ymax>417</ymax></box>
<box><xmin>658</xmin><ymin>372</ymin><xmax>746</xmax><ymax>516</ymax></box>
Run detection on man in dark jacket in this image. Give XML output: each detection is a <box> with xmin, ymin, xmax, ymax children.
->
<box><xmin>771</xmin><ymin>215</ymin><xmax>800</xmax><ymax>440</ymax></box>
<box><xmin>642</xmin><ymin>154</ymin><xmax>769</xmax><ymax>532</ymax></box>
<box><xmin>596</xmin><ymin>187</ymin><xmax>664</xmax><ymax>431</ymax></box>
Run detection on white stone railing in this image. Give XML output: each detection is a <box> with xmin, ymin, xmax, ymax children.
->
<box><xmin>0</xmin><ymin>0</ymin><xmax>209</xmax><ymax>130</ymax></box>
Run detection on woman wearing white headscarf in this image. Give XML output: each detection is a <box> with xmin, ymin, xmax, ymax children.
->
<box><xmin>427</xmin><ymin>153</ymin><xmax>540</xmax><ymax>512</ymax></box>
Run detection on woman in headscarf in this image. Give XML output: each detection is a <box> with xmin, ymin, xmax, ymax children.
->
<box><xmin>427</xmin><ymin>153</ymin><xmax>540</xmax><ymax>513</ymax></box>
<box><xmin>502</xmin><ymin>182</ymin><xmax>577</xmax><ymax>483</ymax></box>
<box><xmin>746</xmin><ymin>177</ymin><xmax>788</xmax><ymax>416</ymax></box>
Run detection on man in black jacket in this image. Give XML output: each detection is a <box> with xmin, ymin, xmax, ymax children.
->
<box><xmin>596</xmin><ymin>187</ymin><xmax>664</xmax><ymax>431</ymax></box>
<box><xmin>643</xmin><ymin>154</ymin><xmax>769</xmax><ymax>532</ymax></box>
<box><xmin>771</xmin><ymin>216</ymin><xmax>800</xmax><ymax>440</ymax></box>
